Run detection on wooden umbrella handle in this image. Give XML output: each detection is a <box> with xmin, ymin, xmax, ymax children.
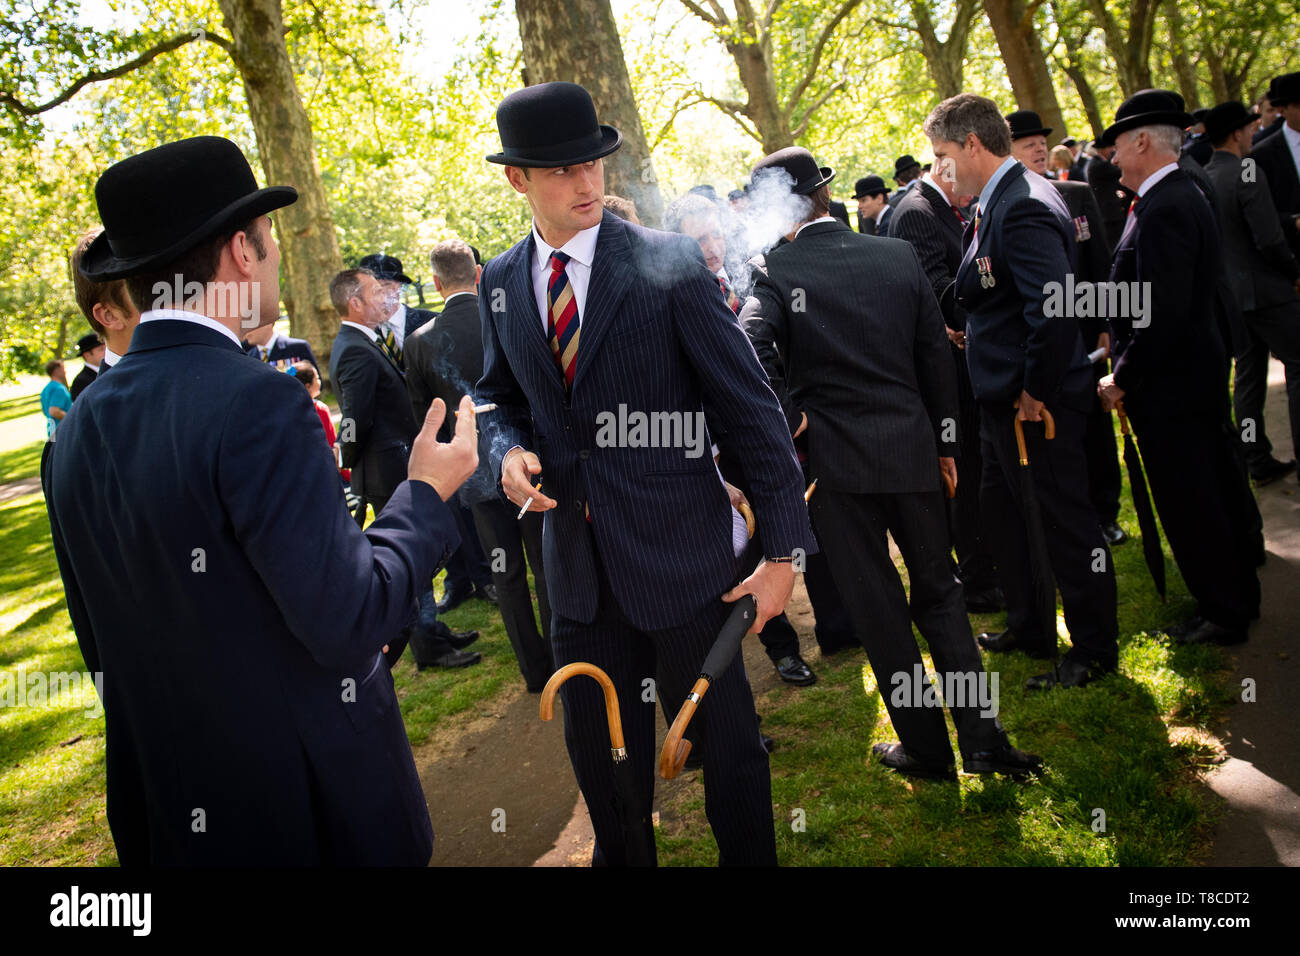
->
<box><xmin>1115</xmin><ymin>400</ymin><xmax>1131</xmax><ymax>437</ymax></box>
<box><xmin>1012</xmin><ymin>407</ymin><xmax>1056</xmax><ymax>465</ymax></box>
<box><xmin>738</xmin><ymin>500</ymin><xmax>756</xmax><ymax>538</ymax></box>
<box><xmin>539</xmin><ymin>662</ymin><xmax>625</xmax><ymax>756</ymax></box>
<box><xmin>659</xmin><ymin>677</ymin><xmax>711</xmax><ymax>779</ymax></box>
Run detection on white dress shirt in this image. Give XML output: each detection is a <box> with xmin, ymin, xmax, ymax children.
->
<box><xmin>1282</xmin><ymin>123</ymin><xmax>1300</xmax><ymax>182</ymax></box>
<box><xmin>794</xmin><ymin>215</ymin><xmax>838</xmax><ymax>238</ymax></box>
<box><xmin>138</xmin><ymin>308</ymin><xmax>242</xmax><ymax>346</ymax></box>
<box><xmin>381</xmin><ymin>302</ymin><xmax>406</xmax><ymax>350</ymax></box>
<box><xmin>340</xmin><ymin>320</ymin><xmax>379</xmax><ymax>342</ymax></box>
<box><xmin>103</xmin><ymin>347</ymin><xmax>122</xmax><ymax>368</ymax></box>
<box><xmin>531</xmin><ymin>220</ymin><xmax>600</xmax><ymax>332</ymax></box>
<box><xmin>256</xmin><ymin>331</ymin><xmax>280</xmax><ymax>360</ymax></box>
<box><xmin>1137</xmin><ymin>161</ymin><xmax>1179</xmax><ymax>198</ymax></box>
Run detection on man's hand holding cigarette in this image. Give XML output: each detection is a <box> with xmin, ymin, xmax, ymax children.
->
<box><xmin>723</xmin><ymin>560</ymin><xmax>795</xmax><ymax>636</ymax></box>
<box><xmin>502</xmin><ymin>447</ymin><xmax>558</xmax><ymax>513</ymax></box>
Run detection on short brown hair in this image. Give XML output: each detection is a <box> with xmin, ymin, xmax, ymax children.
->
<box><xmin>330</xmin><ymin>268</ymin><xmax>373</xmax><ymax>316</ymax></box>
<box><xmin>45</xmin><ymin>359</ymin><xmax>64</xmax><ymax>376</ymax></box>
<box><xmin>291</xmin><ymin>360</ymin><xmax>319</xmax><ymax>388</ymax></box>
<box><xmin>602</xmin><ymin>195</ymin><xmax>640</xmax><ymax>223</ymax></box>
<box><xmin>124</xmin><ymin>218</ymin><xmax>267</xmax><ymax>315</ymax></box>
<box><xmin>70</xmin><ymin>229</ymin><xmax>134</xmax><ymax>334</ymax></box>
<box><xmin>809</xmin><ymin>184</ymin><xmax>831</xmax><ymax>218</ymax></box>
<box><xmin>924</xmin><ymin>94</ymin><xmax>1012</xmax><ymax>157</ymax></box>
<box><xmin>428</xmin><ymin>239</ymin><xmax>478</xmax><ymax>288</ymax></box>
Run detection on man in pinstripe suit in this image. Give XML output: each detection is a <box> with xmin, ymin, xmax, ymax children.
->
<box><xmin>476</xmin><ymin>82</ymin><xmax>814</xmax><ymax>866</ymax></box>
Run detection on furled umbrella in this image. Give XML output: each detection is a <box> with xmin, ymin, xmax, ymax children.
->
<box><xmin>1115</xmin><ymin>401</ymin><xmax>1166</xmax><ymax>600</ymax></box>
<box><xmin>1013</xmin><ymin>409</ymin><xmax>1060</xmax><ymax>676</ymax></box>
<box><xmin>539</xmin><ymin>662</ymin><xmax>655</xmax><ymax>866</ymax></box>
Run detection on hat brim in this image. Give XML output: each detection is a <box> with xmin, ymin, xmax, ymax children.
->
<box><xmin>79</xmin><ymin>185</ymin><xmax>298</xmax><ymax>282</ymax></box>
<box><xmin>1098</xmin><ymin>110</ymin><xmax>1193</xmax><ymax>148</ymax></box>
<box><xmin>1206</xmin><ymin>111</ymin><xmax>1261</xmax><ymax>142</ymax></box>
<box><xmin>485</xmin><ymin>126</ymin><xmax>623</xmax><ymax>168</ymax></box>
<box><xmin>1011</xmin><ymin>126</ymin><xmax>1053</xmax><ymax>140</ymax></box>
<box><xmin>798</xmin><ymin>167</ymin><xmax>835</xmax><ymax>195</ymax></box>
<box><xmin>852</xmin><ymin>187</ymin><xmax>890</xmax><ymax>200</ymax></box>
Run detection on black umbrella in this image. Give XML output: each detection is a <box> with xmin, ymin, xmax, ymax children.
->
<box><xmin>1013</xmin><ymin>410</ymin><xmax>1060</xmax><ymax>673</ymax></box>
<box><xmin>540</xmin><ymin>662</ymin><xmax>655</xmax><ymax>866</ymax></box>
<box><xmin>1115</xmin><ymin>402</ymin><xmax>1166</xmax><ymax>600</ymax></box>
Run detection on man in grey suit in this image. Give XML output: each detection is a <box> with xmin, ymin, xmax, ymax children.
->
<box><xmin>1206</xmin><ymin>100</ymin><xmax>1300</xmax><ymax>484</ymax></box>
<box><xmin>744</xmin><ymin>147</ymin><xmax>1041</xmax><ymax>782</ymax></box>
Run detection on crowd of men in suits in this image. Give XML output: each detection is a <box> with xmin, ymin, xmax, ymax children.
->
<box><xmin>39</xmin><ymin>70</ymin><xmax>1300</xmax><ymax>867</ymax></box>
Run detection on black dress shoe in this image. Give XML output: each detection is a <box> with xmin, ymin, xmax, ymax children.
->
<box><xmin>1174</xmin><ymin>618</ymin><xmax>1247</xmax><ymax>646</ymax></box>
<box><xmin>775</xmin><ymin>654</ymin><xmax>817</xmax><ymax>686</ymax></box>
<box><xmin>417</xmin><ymin>649</ymin><xmax>481</xmax><ymax>670</ymax></box>
<box><xmin>962</xmin><ymin>743</ymin><xmax>1044</xmax><ymax>778</ymax></box>
<box><xmin>1100</xmin><ymin>520</ymin><xmax>1128</xmax><ymax>546</ymax></box>
<box><xmin>445</xmin><ymin>628</ymin><xmax>479</xmax><ymax>650</ymax></box>
<box><xmin>871</xmin><ymin>742</ymin><xmax>956</xmax><ymax>782</ymax></box>
<box><xmin>976</xmin><ymin>630</ymin><xmax>1055</xmax><ymax>659</ymax></box>
<box><xmin>761</xmin><ymin>734</ymin><xmax>776</xmax><ymax>754</ymax></box>
<box><xmin>964</xmin><ymin>585</ymin><xmax>1006</xmax><ymax>613</ymax></box>
<box><xmin>435</xmin><ymin>585</ymin><xmax>474</xmax><ymax>614</ymax></box>
<box><xmin>475</xmin><ymin>583</ymin><xmax>499</xmax><ymax>605</ymax></box>
<box><xmin>1251</xmin><ymin>457</ymin><xmax>1296</xmax><ymax>486</ymax></box>
<box><xmin>1025</xmin><ymin>657</ymin><xmax>1106</xmax><ymax>691</ymax></box>
<box><xmin>1162</xmin><ymin>615</ymin><xmax>1204</xmax><ymax>639</ymax></box>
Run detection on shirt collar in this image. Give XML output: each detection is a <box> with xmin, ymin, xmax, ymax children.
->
<box><xmin>795</xmin><ymin>215</ymin><xmax>837</xmax><ymax>238</ymax></box>
<box><xmin>978</xmin><ymin>156</ymin><xmax>1019</xmax><ymax>217</ymax></box>
<box><xmin>1138</xmin><ymin>161</ymin><xmax>1179</xmax><ymax>198</ymax></box>
<box><xmin>84</xmin><ymin>362</ymin><xmax>100</xmax><ymax>373</ymax></box>
<box><xmin>138</xmin><ymin>308</ymin><xmax>242</xmax><ymax>346</ymax></box>
<box><xmin>386</xmin><ymin>301</ymin><xmax>404</xmax><ymax>326</ymax></box>
<box><xmin>103</xmin><ymin>347</ymin><xmax>122</xmax><ymax>368</ymax></box>
<box><xmin>443</xmin><ymin>290</ymin><xmax>477</xmax><ymax>305</ymax></box>
<box><xmin>1283</xmin><ymin>123</ymin><xmax>1300</xmax><ymax>148</ymax></box>
<box><xmin>260</xmin><ymin>331</ymin><xmax>279</xmax><ymax>353</ymax></box>
<box><xmin>920</xmin><ymin>173</ymin><xmax>958</xmax><ymax>207</ymax></box>
<box><xmin>340</xmin><ymin>320</ymin><xmax>378</xmax><ymax>341</ymax></box>
<box><xmin>715</xmin><ymin>266</ymin><xmax>730</xmax><ymax>283</ymax></box>
<box><xmin>532</xmin><ymin>220</ymin><xmax>600</xmax><ymax>273</ymax></box>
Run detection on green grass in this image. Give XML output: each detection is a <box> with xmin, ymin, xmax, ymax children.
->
<box><xmin>0</xmin><ymin>438</ymin><xmax>44</xmax><ymax>485</ymax></box>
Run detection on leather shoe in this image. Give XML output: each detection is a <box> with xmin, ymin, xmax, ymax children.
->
<box><xmin>775</xmin><ymin>653</ymin><xmax>817</xmax><ymax>686</ymax></box>
<box><xmin>964</xmin><ymin>585</ymin><xmax>1005</xmax><ymax>613</ymax></box>
<box><xmin>962</xmin><ymin>743</ymin><xmax>1044</xmax><ymax>778</ymax></box>
<box><xmin>475</xmin><ymin>583</ymin><xmax>499</xmax><ymax>605</ymax></box>
<box><xmin>871</xmin><ymin>742</ymin><xmax>956</xmax><ymax>782</ymax></box>
<box><xmin>417</xmin><ymin>649</ymin><xmax>481</xmax><ymax>670</ymax></box>
<box><xmin>762</xmin><ymin>734</ymin><xmax>776</xmax><ymax>754</ymax></box>
<box><xmin>1100</xmin><ymin>520</ymin><xmax>1128</xmax><ymax>546</ymax></box>
<box><xmin>435</xmin><ymin>585</ymin><xmax>474</xmax><ymax>614</ymax></box>
<box><xmin>1251</xmin><ymin>457</ymin><xmax>1296</xmax><ymax>486</ymax></box>
<box><xmin>1163</xmin><ymin>615</ymin><xmax>1203</xmax><ymax>639</ymax></box>
<box><xmin>1025</xmin><ymin>657</ymin><xmax>1107</xmax><ymax>690</ymax></box>
<box><xmin>445</xmin><ymin>628</ymin><xmax>479</xmax><ymax>650</ymax></box>
<box><xmin>976</xmin><ymin>629</ymin><xmax>1054</xmax><ymax>659</ymax></box>
<box><xmin>1173</xmin><ymin>618</ymin><xmax>1246</xmax><ymax>646</ymax></box>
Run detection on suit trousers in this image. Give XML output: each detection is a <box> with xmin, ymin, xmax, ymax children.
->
<box><xmin>950</xmin><ymin>358</ymin><xmax>999</xmax><ymax>590</ymax></box>
<box><xmin>979</xmin><ymin>403</ymin><xmax>1119</xmax><ymax>668</ymax></box>
<box><xmin>1083</xmin><ymin>361</ymin><xmax>1123</xmax><ymax>524</ymax></box>
<box><xmin>1233</xmin><ymin>300</ymin><xmax>1300</xmax><ymax>473</ymax></box>
<box><xmin>443</xmin><ymin>492</ymin><xmax>494</xmax><ymax>594</ymax></box>
<box><xmin>799</xmin><ymin>461</ymin><xmax>858</xmax><ymax>653</ymax></box>
<box><xmin>811</xmin><ymin>488</ymin><xmax>1005</xmax><ymax>767</ymax></box>
<box><xmin>1130</xmin><ymin>406</ymin><xmax>1261</xmax><ymax>629</ymax></box>
<box><xmin>550</xmin><ymin>531</ymin><xmax>776</xmax><ymax>866</ymax></box>
<box><xmin>471</xmin><ymin>499</ymin><xmax>552</xmax><ymax>688</ymax></box>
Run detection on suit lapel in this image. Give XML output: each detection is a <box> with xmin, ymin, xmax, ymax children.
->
<box><xmin>571</xmin><ymin>212</ymin><xmax>634</xmax><ymax>394</ymax></box>
<box><xmin>503</xmin><ymin>234</ymin><xmax>566</xmax><ymax>393</ymax></box>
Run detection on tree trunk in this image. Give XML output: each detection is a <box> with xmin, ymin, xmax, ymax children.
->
<box><xmin>1203</xmin><ymin>48</ymin><xmax>1229</xmax><ymax>103</ymax></box>
<box><xmin>516</xmin><ymin>0</ymin><xmax>664</xmax><ymax>225</ymax></box>
<box><xmin>912</xmin><ymin>0</ymin><xmax>978</xmax><ymax>99</ymax></box>
<box><xmin>1062</xmin><ymin>59</ymin><xmax>1106</xmax><ymax>140</ymax></box>
<box><xmin>983</xmin><ymin>0</ymin><xmax>1067</xmax><ymax>138</ymax></box>
<box><xmin>1166</xmin><ymin>5</ymin><xmax>1200</xmax><ymax>109</ymax></box>
<box><xmin>729</xmin><ymin>31</ymin><xmax>793</xmax><ymax>153</ymax></box>
<box><xmin>217</xmin><ymin>0</ymin><xmax>342</xmax><ymax>371</ymax></box>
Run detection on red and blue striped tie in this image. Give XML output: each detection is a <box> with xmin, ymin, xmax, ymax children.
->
<box><xmin>547</xmin><ymin>251</ymin><xmax>581</xmax><ymax>389</ymax></box>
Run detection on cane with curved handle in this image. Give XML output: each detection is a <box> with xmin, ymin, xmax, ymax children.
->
<box><xmin>539</xmin><ymin>662</ymin><xmax>627</xmax><ymax>762</ymax></box>
<box><xmin>1012</xmin><ymin>407</ymin><xmax>1056</xmax><ymax>464</ymax></box>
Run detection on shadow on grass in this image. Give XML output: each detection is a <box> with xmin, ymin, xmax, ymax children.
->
<box><xmin>0</xmin><ymin>394</ymin><xmax>40</xmax><ymax>426</ymax></box>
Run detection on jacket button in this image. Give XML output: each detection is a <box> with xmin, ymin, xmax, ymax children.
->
<box><xmin>574</xmin><ymin>500</ymin><xmax>584</xmax><ymax>511</ymax></box>
<box><xmin>578</xmin><ymin>449</ymin><xmax>590</xmax><ymax>460</ymax></box>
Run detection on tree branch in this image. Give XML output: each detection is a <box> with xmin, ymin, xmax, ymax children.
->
<box><xmin>790</xmin><ymin>79</ymin><xmax>845</xmax><ymax>139</ymax></box>
<box><xmin>783</xmin><ymin>0</ymin><xmax>863</xmax><ymax>115</ymax></box>
<box><xmin>677</xmin><ymin>0</ymin><xmax>723</xmax><ymax>28</ymax></box>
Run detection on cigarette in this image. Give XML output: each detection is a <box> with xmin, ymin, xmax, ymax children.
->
<box><xmin>1087</xmin><ymin>347</ymin><xmax>1107</xmax><ymax>364</ymax></box>
<box><xmin>455</xmin><ymin>403</ymin><xmax>498</xmax><ymax>416</ymax></box>
<box><xmin>804</xmin><ymin>478</ymin><xmax>818</xmax><ymax>502</ymax></box>
<box><xmin>516</xmin><ymin>482</ymin><xmax>541</xmax><ymax>520</ymax></box>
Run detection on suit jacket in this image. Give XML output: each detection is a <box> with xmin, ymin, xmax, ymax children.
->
<box><xmin>1180</xmin><ymin>152</ymin><xmax>1218</xmax><ymax>211</ymax></box>
<box><xmin>45</xmin><ymin>317</ymin><xmax>457</xmax><ymax>865</ymax></box>
<box><xmin>403</xmin><ymin>304</ymin><xmax>435</xmax><ymax>342</ymax></box>
<box><xmin>329</xmin><ymin>324</ymin><xmax>418</xmax><ymax>502</ymax></box>
<box><xmin>1052</xmin><ymin>178</ymin><xmax>1112</xmax><ymax>345</ymax></box>
<box><xmin>242</xmin><ymin>332</ymin><xmax>318</xmax><ymax>372</ymax></box>
<box><xmin>1253</xmin><ymin>116</ymin><xmax>1284</xmax><ymax>147</ymax></box>
<box><xmin>1086</xmin><ymin>154</ymin><xmax>1129</xmax><ymax>252</ymax></box>
<box><xmin>1207</xmin><ymin>149</ymin><xmax>1300</xmax><ymax>313</ymax></box>
<box><xmin>477</xmin><ymin>209</ymin><xmax>814</xmax><ymax>630</ymax></box>
<box><xmin>1250</xmin><ymin>125</ymin><xmax>1300</xmax><ymax>262</ymax></box>
<box><xmin>404</xmin><ymin>292</ymin><xmax>495</xmax><ymax>504</ymax></box>
<box><xmin>745</xmin><ymin>220</ymin><xmax>958</xmax><ymax>494</ymax></box>
<box><xmin>1109</xmin><ymin>169</ymin><xmax>1228</xmax><ymax>415</ymax></box>
<box><xmin>69</xmin><ymin>364</ymin><xmax>97</xmax><ymax>400</ymax></box>
<box><xmin>888</xmin><ymin>179</ymin><xmax>964</xmax><ymax>327</ymax></box>
<box><xmin>953</xmin><ymin>161</ymin><xmax>1093</xmax><ymax>412</ymax></box>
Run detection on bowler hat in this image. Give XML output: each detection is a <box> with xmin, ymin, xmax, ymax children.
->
<box><xmin>893</xmin><ymin>154</ymin><xmax>921</xmax><ymax>180</ymax></box>
<box><xmin>359</xmin><ymin>254</ymin><xmax>413</xmax><ymax>285</ymax></box>
<box><xmin>852</xmin><ymin>175</ymin><xmax>890</xmax><ymax>200</ymax></box>
<box><xmin>751</xmin><ymin>147</ymin><xmax>834</xmax><ymax>195</ymax></box>
<box><xmin>486</xmin><ymin>82</ymin><xmax>622</xmax><ymax>168</ymax></box>
<box><xmin>1267</xmin><ymin>72</ymin><xmax>1300</xmax><ymax>107</ymax></box>
<box><xmin>1098</xmin><ymin>89</ymin><xmax>1192</xmax><ymax>147</ymax></box>
<box><xmin>79</xmin><ymin>136</ymin><xmax>297</xmax><ymax>282</ymax></box>
<box><xmin>1203</xmin><ymin>101</ymin><xmax>1260</xmax><ymax>143</ymax></box>
<box><xmin>76</xmin><ymin>333</ymin><xmax>102</xmax><ymax>356</ymax></box>
<box><xmin>1006</xmin><ymin>110</ymin><xmax>1052</xmax><ymax>140</ymax></box>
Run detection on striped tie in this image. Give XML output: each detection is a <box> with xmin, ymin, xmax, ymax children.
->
<box><xmin>382</xmin><ymin>324</ymin><xmax>402</xmax><ymax>365</ymax></box>
<box><xmin>719</xmin><ymin>275</ymin><xmax>740</xmax><ymax>314</ymax></box>
<box><xmin>547</xmin><ymin>251</ymin><xmax>581</xmax><ymax>388</ymax></box>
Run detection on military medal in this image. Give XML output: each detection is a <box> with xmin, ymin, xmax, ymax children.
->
<box><xmin>1074</xmin><ymin>215</ymin><xmax>1091</xmax><ymax>242</ymax></box>
<box><xmin>977</xmin><ymin>256</ymin><xmax>995</xmax><ymax>288</ymax></box>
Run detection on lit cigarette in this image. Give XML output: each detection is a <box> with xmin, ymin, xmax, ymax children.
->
<box><xmin>1087</xmin><ymin>347</ymin><xmax>1107</xmax><ymax>364</ymax></box>
<box><xmin>804</xmin><ymin>478</ymin><xmax>818</xmax><ymax>502</ymax></box>
<box><xmin>516</xmin><ymin>482</ymin><xmax>541</xmax><ymax>520</ymax></box>
<box><xmin>455</xmin><ymin>403</ymin><xmax>498</xmax><ymax>416</ymax></box>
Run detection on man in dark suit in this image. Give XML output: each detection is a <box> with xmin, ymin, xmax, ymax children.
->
<box><xmin>1253</xmin><ymin>93</ymin><xmax>1283</xmax><ymax>146</ymax></box>
<box><xmin>358</xmin><ymin>253</ymin><xmax>434</xmax><ymax>353</ymax></box>
<box><xmin>852</xmin><ymin>175</ymin><xmax>890</xmax><ymax>235</ymax></box>
<box><xmin>1099</xmin><ymin>90</ymin><xmax>1261</xmax><ymax>645</ymax></box>
<box><xmin>406</xmin><ymin>238</ymin><xmax>549</xmax><ymax>689</ymax></box>
<box><xmin>477</xmin><ymin>82</ymin><xmax>815</xmax><ymax>866</ymax></box>
<box><xmin>887</xmin><ymin>162</ymin><xmax>1004</xmax><ymax>613</ymax></box>
<box><xmin>926</xmin><ymin>94</ymin><xmax>1118</xmax><ymax>689</ymax></box>
<box><xmin>241</xmin><ymin>320</ymin><xmax>318</xmax><ymax>372</ymax></box>
<box><xmin>46</xmin><ymin>135</ymin><xmax>479</xmax><ymax>865</ymax></box>
<box><xmin>745</xmin><ymin>147</ymin><xmax>1040</xmax><ymax>781</ymax></box>
<box><xmin>69</xmin><ymin>333</ymin><xmax>103</xmax><ymax>399</ymax></box>
<box><xmin>1086</xmin><ymin>143</ymin><xmax>1129</xmax><ymax>253</ymax></box>
<box><xmin>1251</xmin><ymin>73</ymin><xmax>1300</xmax><ymax>270</ymax></box>
<box><xmin>1207</xmin><ymin>100</ymin><xmax>1300</xmax><ymax>485</ymax></box>
<box><xmin>329</xmin><ymin>267</ymin><xmax>480</xmax><ymax>670</ymax></box>
<box><xmin>880</xmin><ymin>154</ymin><xmax>922</xmax><ymax>234</ymax></box>
<box><xmin>1009</xmin><ymin>109</ymin><xmax>1126</xmax><ymax>547</ymax></box>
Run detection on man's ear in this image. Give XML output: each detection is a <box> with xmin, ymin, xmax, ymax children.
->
<box><xmin>474</xmin><ymin>264</ymin><xmax>483</xmax><ymax>286</ymax></box>
<box><xmin>505</xmin><ymin>166</ymin><xmax>529</xmax><ymax>195</ymax></box>
<box><xmin>92</xmin><ymin>302</ymin><xmax>124</xmax><ymax>332</ymax></box>
<box><xmin>432</xmin><ymin>275</ymin><xmax>445</xmax><ymax>293</ymax></box>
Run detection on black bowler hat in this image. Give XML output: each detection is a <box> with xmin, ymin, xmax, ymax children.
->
<box><xmin>1267</xmin><ymin>72</ymin><xmax>1300</xmax><ymax>107</ymax></box>
<box><xmin>1190</xmin><ymin>108</ymin><xmax>1210</xmax><ymax>125</ymax></box>
<box><xmin>359</xmin><ymin>254</ymin><xmax>412</xmax><ymax>285</ymax></box>
<box><xmin>76</xmin><ymin>333</ymin><xmax>102</xmax><ymax>356</ymax></box>
<box><xmin>1098</xmin><ymin>89</ymin><xmax>1192</xmax><ymax>147</ymax></box>
<box><xmin>893</xmin><ymin>154</ymin><xmax>921</xmax><ymax>180</ymax></box>
<box><xmin>80</xmin><ymin>136</ymin><xmax>297</xmax><ymax>282</ymax></box>
<box><xmin>1203</xmin><ymin>101</ymin><xmax>1260</xmax><ymax>143</ymax></box>
<box><xmin>486</xmin><ymin>82</ymin><xmax>622</xmax><ymax>168</ymax></box>
<box><xmin>751</xmin><ymin>147</ymin><xmax>834</xmax><ymax>195</ymax></box>
<box><xmin>1006</xmin><ymin>109</ymin><xmax>1052</xmax><ymax>140</ymax></box>
<box><xmin>852</xmin><ymin>175</ymin><xmax>890</xmax><ymax>200</ymax></box>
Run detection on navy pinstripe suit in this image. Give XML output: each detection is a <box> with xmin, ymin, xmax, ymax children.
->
<box><xmin>477</xmin><ymin>209</ymin><xmax>814</xmax><ymax>865</ymax></box>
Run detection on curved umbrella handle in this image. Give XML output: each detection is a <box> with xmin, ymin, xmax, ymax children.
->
<box><xmin>738</xmin><ymin>500</ymin><xmax>755</xmax><ymax>538</ymax></box>
<box><xmin>1012</xmin><ymin>407</ymin><xmax>1056</xmax><ymax>464</ymax></box>
<box><xmin>1115</xmin><ymin>400</ymin><xmax>1132</xmax><ymax>436</ymax></box>
<box><xmin>539</xmin><ymin>662</ymin><xmax>626</xmax><ymax>759</ymax></box>
<box><xmin>659</xmin><ymin>676</ymin><xmax>710</xmax><ymax>780</ymax></box>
